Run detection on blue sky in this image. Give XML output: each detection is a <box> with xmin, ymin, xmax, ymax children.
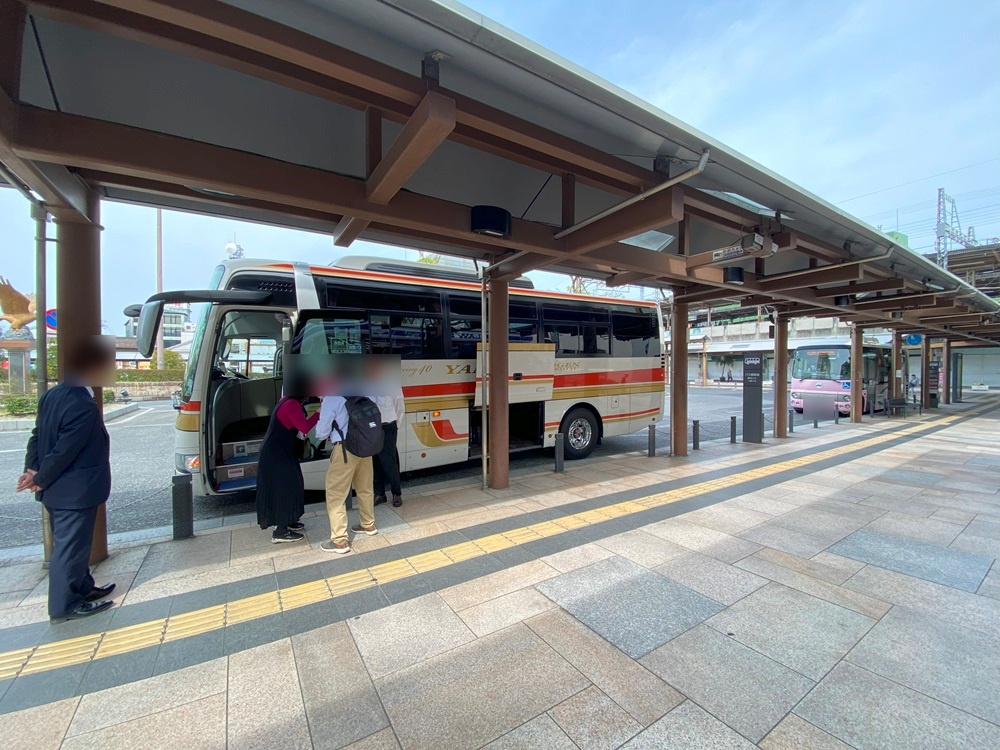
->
<box><xmin>1</xmin><ymin>0</ymin><xmax>997</xmax><ymax>333</ymax></box>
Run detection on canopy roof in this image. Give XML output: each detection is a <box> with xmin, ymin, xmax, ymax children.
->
<box><xmin>1</xmin><ymin>0</ymin><xmax>997</xmax><ymax>344</ymax></box>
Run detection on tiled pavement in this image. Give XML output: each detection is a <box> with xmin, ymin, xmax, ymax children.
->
<box><xmin>0</xmin><ymin>397</ymin><xmax>998</xmax><ymax>749</ymax></box>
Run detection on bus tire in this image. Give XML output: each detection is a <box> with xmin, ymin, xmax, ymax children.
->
<box><xmin>560</xmin><ymin>407</ymin><xmax>599</xmax><ymax>460</ymax></box>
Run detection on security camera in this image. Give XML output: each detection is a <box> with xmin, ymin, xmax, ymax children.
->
<box><xmin>711</xmin><ymin>233</ymin><xmax>777</xmax><ymax>263</ymax></box>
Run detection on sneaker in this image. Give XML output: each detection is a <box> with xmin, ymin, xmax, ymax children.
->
<box><xmin>287</xmin><ymin>522</ymin><xmax>305</xmax><ymax>531</ymax></box>
<box><xmin>392</xmin><ymin>494</ymin><xmax>403</xmax><ymax>507</ymax></box>
<box><xmin>374</xmin><ymin>494</ymin><xmax>388</xmax><ymax>506</ymax></box>
<box><xmin>351</xmin><ymin>523</ymin><xmax>379</xmax><ymax>536</ymax></box>
<box><xmin>272</xmin><ymin>529</ymin><xmax>305</xmax><ymax>544</ymax></box>
<box><xmin>321</xmin><ymin>539</ymin><xmax>352</xmax><ymax>554</ymax></box>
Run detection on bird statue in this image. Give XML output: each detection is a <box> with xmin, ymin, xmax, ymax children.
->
<box><xmin>0</xmin><ymin>277</ymin><xmax>36</xmax><ymax>333</ymax></box>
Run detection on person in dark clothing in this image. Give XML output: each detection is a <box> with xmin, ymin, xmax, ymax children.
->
<box><xmin>18</xmin><ymin>337</ymin><xmax>116</xmax><ymax>621</ymax></box>
<box><xmin>371</xmin><ymin>361</ymin><xmax>405</xmax><ymax>508</ymax></box>
<box><xmin>256</xmin><ymin>374</ymin><xmax>320</xmax><ymax>543</ymax></box>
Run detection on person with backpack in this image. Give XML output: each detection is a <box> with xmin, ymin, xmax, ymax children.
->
<box><xmin>315</xmin><ymin>390</ymin><xmax>384</xmax><ymax>554</ymax></box>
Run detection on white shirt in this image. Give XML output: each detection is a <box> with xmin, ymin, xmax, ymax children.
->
<box><xmin>84</xmin><ymin>386</ymin><xmax>94</xmax><ymax>398</ymax></box>
<box><xmin>316</xmin><ymin>396</ymin><xmax>349</xmax><ymax>442</ymax></box>
<box><xmin>374</xmin><ymin>385</ymin><xmax>405</xmax><ymax>427</ymax></box>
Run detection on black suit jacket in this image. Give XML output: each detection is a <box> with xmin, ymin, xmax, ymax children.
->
<box><xmin>24</xmin><ymin>382</ymin><xmax>111</xmax><ymax>510</ymax></box>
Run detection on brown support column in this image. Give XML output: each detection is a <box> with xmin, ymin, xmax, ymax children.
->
<box><xmin>56</xmin><ymin>190</ymin><xmax>108</xmax><ymax>563</ymax></box>
<box><xmin>891</xmin><ymin>331</ymin><xmax>903</xmax><ymax>399</ymax></box>
<box><xmin>941</xmin><ymin>339</ymin><xmax>951</xmax><ymax>405</ymax></box>
<box><xmin>774</xmin><ymin>314</ymin><xmax>789</xmax><ymax>437</ymax></box>
<box><xmin>850</xmin><ymin>325</ymin><xmax>863</xmax><ymax>423</ymax></box>
<box><xmin>487</xmin><ymin>278</ymin><xmax>509</xmax><ymax>489</ymax></box>
<box><xmin>921</xmin><ymin>336</ymin><xmax>931</xmax><ymax>410</ymax></box>
<box><xmin>670</xmin><ymin>302</ymin><xmax>689</xmax><ymax>456</ymax></box>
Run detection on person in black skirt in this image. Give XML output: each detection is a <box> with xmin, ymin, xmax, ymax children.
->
<box><xmin>256</xmin><ymin>373</ymin><xmax>320</xmax><ymax>543</ymax></box>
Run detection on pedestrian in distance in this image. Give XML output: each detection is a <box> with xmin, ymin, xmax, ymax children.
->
<box><xmin>256</xmin><ymin>371</ymin><xmax>320</xmax><ymax>543</ymax></box>
<box><xmin>316</xmin><ymin>386</ymin><xmax>384</xmax><ymax>555</ymax></box>
<box><xmin>371</xmin><ymin>358</ymin><xmax>405</xmax><ymax>508</ymax></box>
<box><xmin>17</xmin><ymin>337</ymin><xmax>116</xmax><ymax>621</ymax></box>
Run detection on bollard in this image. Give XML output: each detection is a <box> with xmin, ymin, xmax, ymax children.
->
<box><xmin>171</xmin><ymin>473</ymin><xmax>194</xmax><ymax>540</ymax></box>
<box><xmin>813</xmin><ymin>419</ymin><xmax>819</xmax><ymax>429</ymax></box>
<box><xmin>41</xmin><ymin>506</ymin><xmax>53</xmax><ymax>570</ymax></box>
<box><xmin>692</xmin><ymin>420</ymin><xmax>700</xmax><ymax>450</ymax></box>
<box><xmin>730</xmin><ymin>416</ymin><xmax>737</xmax><ymax>443</ymax></box>
<box><xmin>788</xmin><ymin>409</ymin><xmax>794</xmax><ymax>434</ymax></box>
<box><xmin>835</xmin><ymin>408</ymin><xmax>840</xmax><ymax>425</ymax></box>
<box><xmin>647</xmin><ymin>424</ymin><xmax>656</xmax><ymax>457</ymax></box>
<box><xmin>554</xmin><ymin>433</ymin><xmax>565</xmax><ymax>472</ymax></box>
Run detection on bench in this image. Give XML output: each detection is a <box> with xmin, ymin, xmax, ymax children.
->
<box><xmin>885</xmin><ymin>397</ymin><xmax>908</xmax><ymax>418</ymax></box>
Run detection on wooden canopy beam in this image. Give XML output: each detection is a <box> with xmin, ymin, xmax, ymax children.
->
<box><xmin>757</xmin><ymin>263</ymin><xmax>863</xmax><ymax>292</ymax></box>
<box><xmin>812</xmin><ymin>279</ymin><xmax>906</xmax><ymax>298</ymax></box>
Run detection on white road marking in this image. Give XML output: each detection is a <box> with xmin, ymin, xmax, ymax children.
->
<box><xmin>107</xmin><ymin>407</ymin><xmax>154</xmax><ymax>425</ymax></box>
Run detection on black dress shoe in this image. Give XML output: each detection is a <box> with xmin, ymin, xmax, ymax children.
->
<box><xmin>374</xmin><ymin>494</ymin><xmax>388</xmax><ymax>506</ymax></box>
<box><xmin>57</xmin><ymin>600</ymin><xmax>114</xmax><ymax>621</ymax></box>
<box><xmin>85</xmin><ymin>583</ymin><xmax>116</xmax><ymax>602</ymax></box>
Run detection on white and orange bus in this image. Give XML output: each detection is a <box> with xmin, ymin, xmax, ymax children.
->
<box><xmin>132</xmin><ymin>257</ymin><xmax>664</xmax><ymax>496</ymax></box>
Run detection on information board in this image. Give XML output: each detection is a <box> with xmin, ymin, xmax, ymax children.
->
<box><xmin>742</xmin><ymin>355</ymin><xmax>763</xmax><ymax>443</ymax></box>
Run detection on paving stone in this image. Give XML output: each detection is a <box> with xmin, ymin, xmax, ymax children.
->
<box><xmin>829</xmin><ymin>528</ymin><xmax>993</xmax><ymax>591</ymax></box>
<box><xmin>654</xmin><ymin>552</ymin><xmax>767</xmax><ymax>605</ymax></box>
<box><xmin>0</xmin><ymin>662</ymin><xmax>88</xmax><ymax>714</ymax></box>
<box><xmin>644</xmin><ymin>519</ymin><xmax>762</xmax><ymax>563</ymax></box>
<box><xmin>540</xmin><ymin>543</ymin><xmax>615</xmax><ymax>572</ymax></box>
<box><xmin>808</xmin><ymin>551</ymin><xmax>866</xmax><ymax>579</ymax></box>
<box><xmin>640</xmin><ymin>625</ymin><xmax>814</xmax><ymax>742</ymax></box>
<box><xmin>978</xmin><ymin>568</ymin><xmax>1000</xmax><ymax>600</ymax></box>
<box><xmin>549</xmin><ymin>686</ymin><xmax>642</xmax><ymax>750</ymax></box>
<box><xmin>349</xmin><ymin>593</ymin><xmax>474</xmax><ymax>679</ymax></box>
<box><xmin>859</xmin><ymin>494</ymin><xmax>943</xmax><ymax>518</ymax></box>
<box><xmin>537</xmin><ymin>556</ymin><xmax>723</xmax><ymax>658</ymax></box>
<box><xmin>293</xmin><ymin>621</ymin><xmax>389</xmax><ymax>750</ymax></box>
<box><xmin>438</xmin><ymin>560</ymin><xmax>558</xmax><ymax>611</ymax></box>
<box><xmin>457</xmin><ymin>587</ymin><xmax>555</xmax><ymax>637</ymax></box>
<box><xmin>965</xmin><ymin>518</ymin><xmax>1000</xmax><ymax>540</ymax></box>
<box><xmin>735</xmin><ymin>553</ymin><xmax>889</xmax><ymax>619</ymax></box>
<box><xmin>707</xmin><ymin>583</ymin><xmax>875</xmax><ymax>680</ymax></box>
<box><xmin>484</xmin><ymin>714</ymin><xmax>577</xmax><ymax>750</ymax></box>
<box><xmin>227</xmin><ymin>639</ymin><xmax>311</xmax><ymax>750</ymax></box>
<box><xmin>846</xmin><ymin>605</ymin><xmax>1000</xmax><ymax>725</ymax></box>
<box><xmin>729</xmin><ymin>493</ymin><xmax>798</xmax><ymax>516</ymax></box>
<box><xmin>931</xmin><ymin>508</ymin><xmax>977</xmax><ymax>524</ymax></box>
<box><xmin>60</xmin><ymin>692</ymin><xmax>227</xmax><ymax>750</ymax></box>
<box><xmin>526</xmin><ymin>608</ymin><xmax>682</xmax><ymax>726</ymax></box>
<box><xmin>619</xmin><ymin>700</ymin><xmax>757</xmax><ymax>750</ymax></box>
<box><xmin>77</xmin><ymin>646</ymin><xmax>158</xmax><ymax>695</ymax></box>
<box><xmin>680</xmin><ymin>504</ymin><xmax>772</xmax><ymax>535</ymax></box>
<box><xmin>375</xmin><ymin>624</ymin><xmax>588</xmax><ymax>750</ymax></box>
<box><xmin>739</xmin><ymin>522</ymin><xmax>836</xmax><ymax>557</ymax></box>
<box><xmin>341</xmin><ymin>729</ymin><xmax>400</xmax><ymax>750</ymax></box>
<box><xmin>796</xmin><ymin>662</ymin><xmax>1000</xmax><ymax>750</ymax></box>
<box><xmin>68</xmin><ymin>657</ymin><xmax>228</xmax><ymax>736</ymax></box>
<box><xmin>0</xmin><ymin>562</ymin><xmax>46</xmax><ymax>593</ymax></box>
<box><xmin>742</xmin><ymin>547</ymin><xmax>854</xmax><ymax>586</ymax></box>
<box><xmin>596</xmin><ymin>529</ymin><xmax>689</xmax><ymax>568</ymax></box>
<box><xmin>864</xmin><ymin>511</ymin><xmax>965</xmax><ymax>547</ymax></box>
<box><xmin>0</xmin><ymin>696</ymin><xmax>79</xmax><ymax>750</ymax></box>
<box><xmin>950</xmin><ymin>530</ymin><xmax>1000</xmax><ymax>560</ymax></box>
<box><xmin>759</xmin><ymin>714</ymin><xmax>852</xmax><ymax>750</ymax></box>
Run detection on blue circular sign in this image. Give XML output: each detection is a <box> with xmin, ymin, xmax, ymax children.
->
<box><xmin>45</xmin><ymin>309</ymin><xmax>57</xmax><ymax>331</ymax></box>
<box><xmin>905</xmin><ymin>334</ymin><xmax>922</xmax><ymax>346</ymax></box>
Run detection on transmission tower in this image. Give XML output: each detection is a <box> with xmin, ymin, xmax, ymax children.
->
<box><xmin>935</xmin><ymin>187</ymin><xmax>1000</xmax><ymax>266</ymax></box>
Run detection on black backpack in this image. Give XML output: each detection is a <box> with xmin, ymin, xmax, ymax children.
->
<box><xmin>333</xmin><ymin>396</ymin><xmax>384</xmax><ymax>461</ymax></box>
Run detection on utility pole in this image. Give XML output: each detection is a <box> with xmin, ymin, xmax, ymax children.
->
<box><xmin>155</xmin><ymin>208</ymin><xmax>165</xmax><ymax>369</ymax></box>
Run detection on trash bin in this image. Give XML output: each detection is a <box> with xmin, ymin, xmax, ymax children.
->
<box><xmin>929</xmin><ymin>392</ymin><xmax>939</xmax><ymax>408</ymax></box>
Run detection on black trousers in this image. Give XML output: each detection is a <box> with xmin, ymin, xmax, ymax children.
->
<box><xmin>47</xmin><ymin>505</ymin><xmax>98</xmax><ymax>618</ymax></box>
<box><xmin>373</xmin><ymin>422</ymin><xmax>401</xmax><ymax>497</ymax></box>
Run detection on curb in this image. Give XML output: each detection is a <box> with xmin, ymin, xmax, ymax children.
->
<box><xmin>0</xmin><ymin>402</ymin><xmax>140</xmax><ymax>432</ymax></box>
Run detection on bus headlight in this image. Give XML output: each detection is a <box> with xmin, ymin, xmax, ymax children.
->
<box><xmin>791</xmin><ymin>392</ymin><xmax>802</xmax><ymax>399</ymax></box>
<box><xmin>842</xmin><ymin>395</ymin><xmax>851</xmax><ymax>403</ymax></box>
<box><xmin>176</xmin><ymin>453</ymin><xmax>200</xmax><ymax>473</ymax></box>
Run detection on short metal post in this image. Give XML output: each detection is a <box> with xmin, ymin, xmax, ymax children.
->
<box><xmin>41</xmin><ymin>506</ymin><xmax>53</xmax><ymax>569</ymax></box>
<box><xmin>835</xmin><ymin>408</ymin><xmax>840</xmax><ymax>424</ymax></box>
<box><xmin>647</xmin><ymin>424</ymin><xmax>656</xmax><ymax>457</ymax></box>
<box><xmin>692</xmin><ymin>420</ymin><xmax>700</xmax><ymax>450</ymax></box>
<box><xmin>171</xmin><ymin>473</ymin><xmax>194</xmax><ymax>540</ymax></box>
<box><xmin>730</xmin><ymin>416</ymin><xmax>737</xmax><ymax>443</ymax></box>
<box><xmin>813</xmin><ymin>419</ymin><xmax>819</xmax><ymax>429</ymax></box>
<box><xmin>788</xmin><ymin>409</ymin><xmax>794</xmax><ymax>434</ymax></box>
<box><xmin>554</xmin><ymin>433</ymin><xmax>565</xmax><ymax>472</ymax></box>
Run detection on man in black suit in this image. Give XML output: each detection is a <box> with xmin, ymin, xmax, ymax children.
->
<box><xmin>18</xmin><ymin>338</ymin><xmax>116</xmax><ymax>620</ymax></box>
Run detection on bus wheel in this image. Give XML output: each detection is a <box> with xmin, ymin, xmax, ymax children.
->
<box><xmin>561</xmin><ymin>408</ymin><xmax>598</xmax><ymax>460</ymax></box>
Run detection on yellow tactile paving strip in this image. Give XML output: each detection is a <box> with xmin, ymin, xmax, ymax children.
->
<box><xmin>0</xmin><ymin>406</ymin><xmax>990</xmax><ymax>681</ymax></box>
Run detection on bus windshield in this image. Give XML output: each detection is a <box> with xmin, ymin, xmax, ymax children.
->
<box><xmin>792</xmin><ymin>348</ymin><xmax>850</xmax><ymax>381</ymax></box>
<box><xmin>180</xmin><ymin>265</ymin><xmax>225</xmax><ymax>402</ymax></box>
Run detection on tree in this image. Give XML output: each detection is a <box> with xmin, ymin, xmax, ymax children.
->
<box><xmin>151</xmin><ymin>348</ymin><xmax>184</xmax><ymax>369</ymax></box>
<box><xmin>567</xmin><ymin>275</ymin><xmax>624</xmax><ymax>297</ymax></box>
<box><xmin>416</xmin><ymin>252</ymin><xmax>441</xmax><ymax>264</ymax></box>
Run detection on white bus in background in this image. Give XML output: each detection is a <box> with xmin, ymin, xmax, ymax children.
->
<box><xmin>131</xmin><ymin>257</ymin><xmax>664</xmax><ymax>496</ymax></box>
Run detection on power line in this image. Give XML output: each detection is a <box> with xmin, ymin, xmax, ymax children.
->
<box><xmin>834</xmin><ymin>157</ymin><xmax>1000</xmax><ymax>204</ymax></box>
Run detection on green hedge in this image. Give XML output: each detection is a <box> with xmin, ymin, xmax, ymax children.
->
<box><xmin>1</xmin><ymin>395</ymin><xmax>37</xmax><ymax>416</ymax></box>
<box><xmin>116</xmin><ymin>369</ymin><xmax>186</xmax><ymax>382</ymax></box>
